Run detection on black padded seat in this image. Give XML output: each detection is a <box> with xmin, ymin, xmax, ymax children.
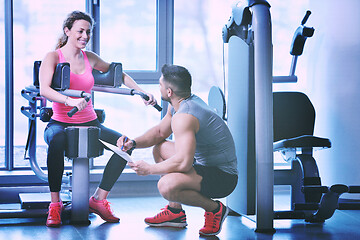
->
<box><xmin>274</xmin><ymin>135</ymin><xmax>331</xmax><ymax>151</ymax></box>
<box><xmin>273</xmin><ymin>92</ymin><xmax>332</xmax><ymax>152</ymax></box>
<box><xmin>273</xmin><ymin>91</ymin><xmax>315</xmax><ymax>142</ymax></box>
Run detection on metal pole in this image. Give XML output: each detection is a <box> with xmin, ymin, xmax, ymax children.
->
<box><xmin>251</xmin><ymin>2</ymin><xmax>275</xmax><ymax>232</ymax></box>
<box><xmin>158</xmin><ymin>0</ymin><xmax>174</xmax><ymax>118</ymax></box>
<box><xmin>71</xmin><ymin>157</ymin><xmax>90</xmax><ymax>224</ymax></box>
<box><xmin>86</xmin><ymin>0</ymin><xmax>100</xmax><ymax>54</ymax></box>
<box><xmin>70</xmin><ymin>127</ymin><xmax>91</xmax><ymax>225</ymax></box>
<box><xmin>5</xmin><ymin>0</ymin><xmax>14</xmax><ymax>170</ymax></box>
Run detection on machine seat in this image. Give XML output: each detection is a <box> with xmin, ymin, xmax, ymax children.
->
<box><xmin>274</xmin><ymin>135</ymin><xmax>331</xmax><ymax>152</ymax></box>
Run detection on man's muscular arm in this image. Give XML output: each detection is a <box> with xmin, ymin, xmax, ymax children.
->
<box><xmin>129</xmin><ymin>113</ymin><xmax>199</xmax><ymax>175</ymax></box>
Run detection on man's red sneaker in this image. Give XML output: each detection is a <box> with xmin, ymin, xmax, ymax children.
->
<box><xmin>46</xmin><ymin>201</ymin><xmax>64</xmax><ymax>227</ymax></box>
<box><xmin>145</xmin><ymin>205</ymin><xmax>187</xmax><ymax>228</ymax></box>
<box><xmin>199</xmin><ymin>201</ymin><xmax>229</xmax><ymax>236</ymax></box>
<box><xmin>89</xmin><ymin>196</ymin><xmax>120</xmax><ymax>223</ymax></box>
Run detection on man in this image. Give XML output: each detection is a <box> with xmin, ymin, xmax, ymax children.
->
<box><xmin>117</xmin><ymin>64</ymin><xmax>238</xmax><ymax>236</ymax></box>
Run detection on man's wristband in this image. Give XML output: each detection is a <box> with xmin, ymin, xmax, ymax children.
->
<box><xmin>130</xmin><ymin>139</ymin><xmax>137</xmax><ymax>151</ymax></box>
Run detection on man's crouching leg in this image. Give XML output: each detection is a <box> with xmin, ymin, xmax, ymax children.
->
<box><xmin>157</xmin><ymin>171</ymin><xmax>229</xmax><ymax>236</ymax></box>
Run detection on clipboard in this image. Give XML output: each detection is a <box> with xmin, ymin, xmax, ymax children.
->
<box><xmin>99</xmin><ymin>139</ymin><xmax>134</xmax><ymax>163</ymax></box>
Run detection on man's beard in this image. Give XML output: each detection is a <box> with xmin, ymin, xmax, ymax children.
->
<box><xmin>161</xmin><ymin>96</ymin><xmax>171</xmax><ymax>103</ymax></box>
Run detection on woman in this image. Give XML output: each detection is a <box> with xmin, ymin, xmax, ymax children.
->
<box><xmin>39</xmin><ymin>11</ymin><xmax>157</xmax><ymax>227</ymax></box>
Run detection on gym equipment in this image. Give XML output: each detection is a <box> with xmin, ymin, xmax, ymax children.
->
<box><xmin>271</xmin><ymin>10</ymin><xmax>360</xmax><ymax>220</ymax></box>
<box><xmin>223</xmin><ymin>1</ymin><xmax>360</xmax><ymax>231</ymax></box>
<box><xmin>2</xmin><ymin>60</ymin><xmax>162</xmax><ymax>223</ymax></box>
<box><xmin>208</xmin><ymin>86</ymin><xmax>226</xmax><ymax>121</ymax></box>
<box><xmin>223</xmin><ymin>0</ymin><xmax>274</xmax><ymax>232</ymax></box>
<box><xmin>273</xmin><ymin>91</ymin><xmax>348</xmax><ymax>223</ymax></box>
<box><xmin>65</xmin><ymin>126</ymin><xmax>102</xmax><ymax>224</ymax></box>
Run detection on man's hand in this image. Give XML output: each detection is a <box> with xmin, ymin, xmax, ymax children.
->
<box><xmin>143</xmin><ymin>92</ymin><xmax>157</xmax><ymax>106</ymax></box>
<box><xmin>128</xmin><ymin>160</ymin><xmax>152</xmax><ymax>176</ymax></box>
<box><xmin>117</xmin><ymin>135</ymin><xmax>133</xmax><ymax>151</ymax></box>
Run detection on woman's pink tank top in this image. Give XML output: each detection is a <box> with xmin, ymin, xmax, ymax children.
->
<box><xmin>51</xmin><ymin>49</ymin><xmax>97</xmax><ymax>123</ymax></box>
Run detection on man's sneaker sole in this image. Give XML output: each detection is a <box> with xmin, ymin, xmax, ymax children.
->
<box><xmin>199</xmin><ymin>205</ymin><xmax>229</xmax><ymax>236</ymax></box>
<box><xmin>145</xmin><ymin>221</ymin><xmax>188</xmax><ymax>228</ymax></box>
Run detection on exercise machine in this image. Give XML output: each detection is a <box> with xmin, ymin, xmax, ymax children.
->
<box><xmin>222</xmin><ymin>0</ymin><xmax>274</xmax><ymax>232</ymax></box>
<box><xmin>272</xmin><ymin>11</ymin><xmax>360</xmax><ymax>222</ymax></box>
<box><xmin>222</xmin><ymin>0</ymin><xmax>360</xmax><ymax>231</ymax></box>
<box><xmin>0</xmin><ymin>61</ymin><xmax>161</xmax><ymax>224</ymax></box>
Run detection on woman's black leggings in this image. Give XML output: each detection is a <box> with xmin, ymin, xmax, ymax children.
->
<box><xmin>44</xmin><ymin>118</ymin><xmax>127</xmax><ymax>192</ymax></box>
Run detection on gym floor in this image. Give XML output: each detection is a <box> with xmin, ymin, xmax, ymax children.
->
<box><xmin>0</xmin><ymin>191</ymin><xmax>359</xmax><ymax>240</ymax></box>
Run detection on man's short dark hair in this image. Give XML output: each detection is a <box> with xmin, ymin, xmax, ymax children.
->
<box><xmin>161</xmin><ymin>64</ymin><xmax>192</xmax><ymax>98</ymax></box>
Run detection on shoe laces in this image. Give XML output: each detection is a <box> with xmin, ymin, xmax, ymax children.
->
<box><xmin>102</xmin><ymin>200</ymin><xmax>115</xmax><ymax>214</ymax></box>
<box><xmin>204</xmin><ymin>212</ymin><xmax>220</xmax><ymax>229</ymax></box>
<box><xmin>48</xmin><ymin>205</ymin><xmax>62</xmax><ymax>220</ymax></box>
<box><xmin>154</xmin><ymin>207</ymin><xmax>171</xmax><ymax>219</ymax></box>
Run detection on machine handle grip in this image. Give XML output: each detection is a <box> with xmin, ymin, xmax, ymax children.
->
<box><xmin>154</xmin><ymin>104</ymin><xmax>163</xmax><ymax>112</ymax></box>
<box><xmin>301</xmin><ymin>10</ymin><xmax>311</xmax><ymax>25</ymax></box>
<box><xmin>138</xmin><ymin>92</ymin><xmax>162</xmax><ymax>112</ymax></box>
<box><xmin>67</xmin><ymin>96</ymin><xmax>91</xmax><ymax>117</ymax></box>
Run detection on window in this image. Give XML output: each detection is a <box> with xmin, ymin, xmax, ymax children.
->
<box><xmin>271</xmin><ymin>0</ymin><xmax>310</xmax><ymax>92</ymax></box>
<box><xmin>4</xmin><ymin>0</ymin><xmax>165</xmax><ymax>171</ymax></box>
<box><xmin>12</xmin><ymin>0</ymin><xmax>85</xmax><ymax>168</ymax></box>
<box><xmin>99</xmin><ymin>0</ymin><xmax>157</xmax><ymax>71</ymax></box>
<box><xmin>94</xmin><ymin>0</ymin><xmax>162</xmax><ymax>165</ymax></box>
<box><xmin>174</xmin><ymin>0</ymin><xmax>310</xmax><ymax>100</ymax></box>
<box><xmin>93</xmin><ymin>84</ymin><xmax>161</xmax><ymax>166</ymax></box>
<box><xmin>174</xmin><ymin>0</ymin><xmax>234</xmax><ymax>101</ymax></box>
<box><xmin>2</xmin><ymin>0</ymin><xmax>311</xmax><ymax>173</ymax></box>
<box><xmin>174</xmin><ymin>0</ymin><xmax>310</xmax><ymax>167</ymax></box>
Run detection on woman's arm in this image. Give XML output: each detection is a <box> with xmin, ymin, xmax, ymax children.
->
<box><xmin>39</xmin><ymin>51</ymin><xmax>68</xmax><ymax>104</ymax></box>
<box><xmin>39</xmin><ymin>51</ymin><xmax>90</xmax><ymax>111</ymax></box>
<box><xmin>123</xmin><ymin>73</ymin><xmax>157</xmax><ymax>105</ymax></box>
<box><xmin>86</xmin><ymin>51</ymin><xmax>110</xmax><ymax>72</ymax></box>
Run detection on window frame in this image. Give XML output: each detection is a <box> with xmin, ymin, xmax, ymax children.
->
<box><xmin>1</xmin><ymin>0</ymin><xmax>173</xmax><ymax>184</ymax></box>
<box><xmin>87</xmin><ymin>0</ymin><xmax>174</xmax><ymax>84</ymax></box>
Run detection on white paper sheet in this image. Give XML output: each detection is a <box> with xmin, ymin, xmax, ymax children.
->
<box><xmin>99</xmin><ymin>139</ymin><xmax>133</xmax><ymax>163</ymax></box>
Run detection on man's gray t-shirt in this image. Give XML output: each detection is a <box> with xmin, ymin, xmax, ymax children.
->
<box><xmin>171</xmin><ymin>94</ymin><xmax>238</xmax><ymax>175</ymax></box>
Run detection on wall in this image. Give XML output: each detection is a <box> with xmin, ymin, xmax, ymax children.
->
<box><xmin>308</xmin><ymin>0</ymin><xmax>360</xmax><ymax>198</ymax></box>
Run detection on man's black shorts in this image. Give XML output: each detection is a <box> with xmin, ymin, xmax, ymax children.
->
<box><xmin>193</xmin><ymin>164</ymin><xmax>238</xmax><ymax>199</ymax></box>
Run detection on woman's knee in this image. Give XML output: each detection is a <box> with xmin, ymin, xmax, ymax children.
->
<box><xmin>50</xmin><ymin>131</ymin><xmax>66</xmax><ymax>146</ymax></box>
<box><xmin>47</xmin><ymin>131</ymin><xmax>67</xmax><ymax>156</ymax></box>
<box><xmin>99</xmin><ymin>124</ymin><xmax>122</xmax><ymax>144</ymax></box>
<box><xmin>44</xmin><ymin>124</ymin><xmax>65</xmax><ymax>145</ymax></box>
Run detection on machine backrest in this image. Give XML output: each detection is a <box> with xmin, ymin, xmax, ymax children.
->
<box><xmin>33</xmin><ymin>61</ymin><xmax>70</xmax><ymax>91</ymax></box>
<box><xmin>33</xmin><ymin>61</ymin><xmax>41</xmax><ymax>87</ymax></box>
<box><xmin>33</xmin><ymin>61</ymin><xmax>123</xmax><ymax>89</ymax></box>
<box><xmin>273</xmin><ymin>92</ymin><xmax>315</xmax><ymax>142</ymax></box>
<box><xmin>208</xmin><ymin>86</ymin><xmax>227</xmax><ymax>121</ymax></box>
<box><xmin>93</xmin><ymin>63</ymin><xmax>123</xmax><ymax>87</ymax></box>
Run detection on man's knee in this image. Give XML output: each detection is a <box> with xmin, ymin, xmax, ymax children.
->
<box><xmin>152</xmin><ymin>143</ymin><xmax>160</xmax><ymax>157</ymax></box>
<box><xmin>152</xmin><ymin>140</ymin><xmax>174</xmax><ymax>163</ymax></box>
<box><xmin>157</xmin><ymin>176</ymin><xmax>180</xmax><ymax>200</ymax></box>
